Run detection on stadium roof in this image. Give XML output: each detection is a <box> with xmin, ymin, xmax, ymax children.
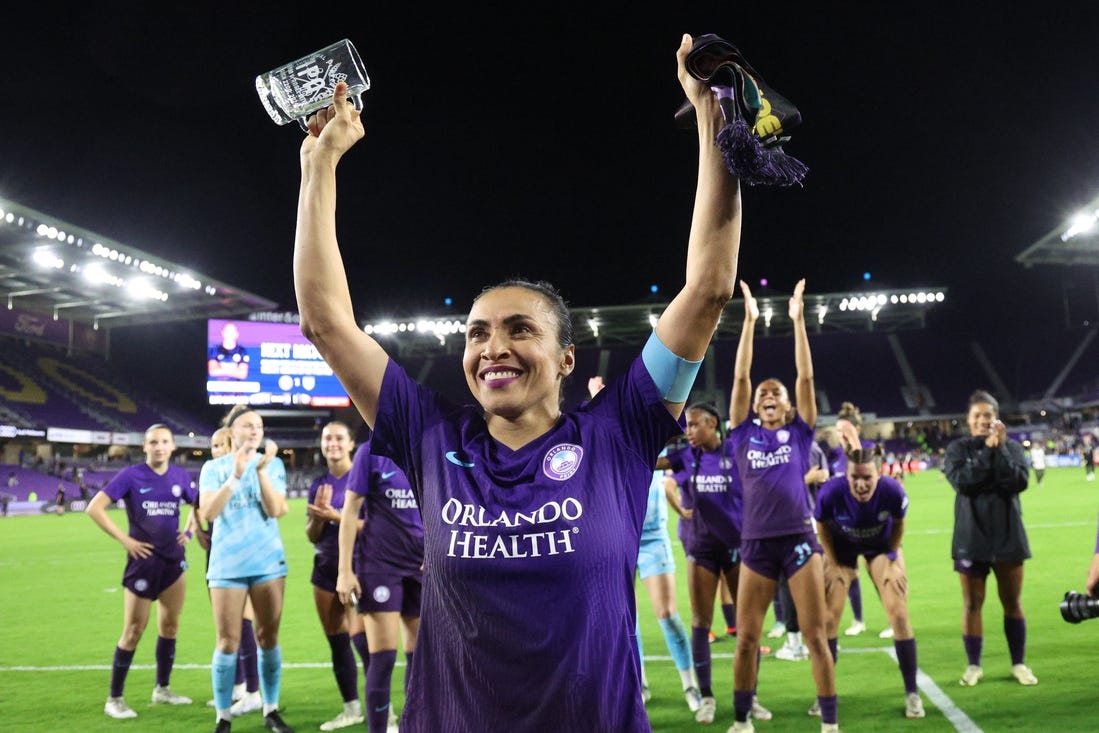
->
<box><xmin>1016</xmin><ymin>192</ymin><xmax>1099</xmax><ymax>267</ymax></box>
<box><xmin>363</xmin><ymin>287</ymin><xmax>950</xmax><ymax>358</ymax></box>
<box><xmin>0</xmin><ymin>196</ymin><xmax>277</xmax><ymax>333</ymax></box>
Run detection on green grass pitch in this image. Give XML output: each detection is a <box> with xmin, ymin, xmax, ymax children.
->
<box><xmin>1</xmin><ymin>466</ymin><xmax>1097</xmax><ymax>732</ymax></box>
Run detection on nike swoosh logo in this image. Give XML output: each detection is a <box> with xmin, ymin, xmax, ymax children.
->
<box><xmin>374</xmin><ymin>704</ymin><xmax>390</xmax><ymax>712</ymax></box>
<box><xmin>445</xmin><ymin>451</ymin><xmax>475</xmax><ymax>468</ymax></box>
<box><xmin>139</xmin><ymin>487</ymin><xmax>154</xmax><ymax>494</ymax></box>
<box><xmin>750</xmin><ymin>437</ymin><xmax>766</xmax><ymax>445</ymax></box>
<box><xmin>381</xmin><ymin>470</ymin><xmax>398</xmax><ymax>480</ymax></box>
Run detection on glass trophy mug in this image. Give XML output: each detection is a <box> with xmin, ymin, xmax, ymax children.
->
<box><xmin>256</xmin><ymin>39</ymin><xmax>369</xmax><ymax>131</ymax></box>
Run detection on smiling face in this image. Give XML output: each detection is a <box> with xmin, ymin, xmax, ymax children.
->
<box><xmin>846</xmin><ymin>458</ymin><xmax>880</xmax><ymax>503</ymax></box>
<box><xmin>143</xmin><ymin>427</ymin><xmax>176</xmax><ymax>470</ymax></box>
<box><xmin>463</xmin><ymin>286</ymin><xmax>575</xmax><ymax>422</ymax></box>
<box><xmin>753</xmin><ymin>379</ymin><xmax>791</xmax><ymax>429</ymax></box>
<box><xmin>967</xmin><ymin>401</ymin><xmax>997</xmax><ymax>437</ymax></box>
<box><xmin>321</xmin><ymin>422</ymin><xmax>354</xmax><ymax>467</ymax></box>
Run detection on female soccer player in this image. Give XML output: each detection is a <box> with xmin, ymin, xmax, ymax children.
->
<box><xmin>306</xmin><ymin>421</ymin><xmax>368</xmax><ymax>731</ymax></box>
<box><xmin>815</xmin><ymin>447</ymin><xmax>925</xmax><ymax>719</ymax></box>
<box><xmin>337</xmin><ymin>438</ymin><xmax>424</xmax><ymax>733</ymax></box>
<box><xmin>726</xmin><ymin>279</ymin><xmax>838</xmax><ymax>733</ymax></box>
<box><xmin>294</xmin><ymin>33</ymin><xmax>742</xmax><ymax>731</ymax></box>
<box><xmin>87</xmin><ymin>424</ymin><xmax>197</xmax><ymax>718</ymax></box>
<box><xmin>667</xmin><ymin>403</ymin><xmax>770</xmax><ymax>725</ymax></box>
<box><xmin>944</xmin><ymin>390</ymin><xmax>1036</xmax><ymax>687</ymax></box>
<box><xmin>198</xmin><ymin>428</ymin><xmax>262</xmax><ymax>714</ymax></box>
<box><xmin>199</xmin><ymin>406</ymin><xmax>293</xmax><ymax>733</ymax></box>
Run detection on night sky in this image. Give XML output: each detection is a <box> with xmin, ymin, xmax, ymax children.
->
<box><xmin>2</xmin><ymin>4</ymin><xmax>1098</xmax><ymax>402</ymax></box>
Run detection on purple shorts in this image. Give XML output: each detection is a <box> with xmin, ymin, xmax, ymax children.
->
<box><xmin>740</xmin><ymin>531</ymin><xmax>822</xmax><ymax>581</ymax></box>
<box><xmin>123</xmin><ymin>553</ymin><xmax>186</xmax><ymax>600</ymax></box>
<box><xmin>311</xmin><ymin>554</ymin><xmax>339</xmax><ymax>593</ymax></box>
<box><xmin>833</xmin><ymin>545</ymin><xmax>886</xmax><ymax>569</ymax></box>
<box><xmin>356</xmin><ymin>571</ymin><xmax>422</xmax><ymax>616</ymax></box>
<box><xmin>685</xmin><ymin>535</ymin><xmax>740</xmax><ymax>576</ymax></box>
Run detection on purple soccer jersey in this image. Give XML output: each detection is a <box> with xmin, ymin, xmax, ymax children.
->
<box><xmin>668</xmin><ymin>439</ymin><xmax>742</xmax><ymax>549</ymax></box>
<box><xmin>729</xmin><ymin>414</ymin><xmax>816</xmax><ymax>540</ymax></box>
<box><xmin>370</xmin><ymin>356</ymin><xmax>681</xmax><ymax>732</ymax></box>
<box><xmin>346</xmin><ymin>440</ymin><xmax>424</xmax><ymax>575</ymax></box>
<box><xmin>307</xmin><ymin>469</ymin><xmax>353</xmax><ymax>564</ymax></box>
<box><xmin>104</xmin><ymin>463</ymin><xmax>198</xmax><ymax>561</ymax></box>
<box><xmin>814</xmin><ymin>475</ymin><xmax>908</xmax><ymax>557</ymax></box>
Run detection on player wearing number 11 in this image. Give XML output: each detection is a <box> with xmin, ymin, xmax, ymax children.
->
<box><xmin>725</xmin><ymin>279</ymin><xmax>838</xmax><ymax>733</ymax></box>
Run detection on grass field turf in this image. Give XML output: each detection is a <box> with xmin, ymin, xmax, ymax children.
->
<box><xmin>1</xmin><ymin>466</ymin><xmax>1097</xmax><ymax>732</ymax></box>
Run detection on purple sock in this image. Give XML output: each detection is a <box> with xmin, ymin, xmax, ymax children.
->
<box><xmin>894</xmin><ymin>638</ymin><xmax>918</xmax><ymax>693</ymax></box>
<box><xmin>352</xmin><ymin>631</ymin><xmax>370</xmax><ymax>680</ymax></box>
<box><xmin>733</xmin><ymin>689</ymin><xmax>753</xmax><ymax>723</ymax></box>
<box><xmin>1004</xmin><ymin>616</ymin><xmax>1027</xmax><ymax>665</ymax></box>
<box><xmin>109</xmin><ymin>646</ymin><xmax>135</xmax><ymax>698</ymax></box>
<box><xmin>848</xmin><ymin>577</ymin><xmax>863</xmax><ymax>622</ymax></box>
<box><xmin>828</xmin><ymin>637</ymin><xmax>838</xmax><ymax>664</ymax></box>
<box><xmin>691</xmin><ymin>626</ymin><xmax>712</xmax><ymax>694</ymax></box>
<box><xmin>240</xmin><ymin>619</ymin><xmax>260</xmax><ymax>692</ymax></box>
<box><xmin>154</xmin><ymin>636</ymin><xmax>175</xmax><ymax>687</ymax></box>
<box><xmin>366</xmin><ymin>650</ymin><xmax>397</xmax><ymax>733</ymax></box>
<box><xmin>722</xmin><ymin>603</ymin><xmax>737</xmax><ymax>630</ymax></box>
<box><xmin>327</xmin><ymin>632</ymin><xmax>359</xmax><ymax>703</ymax></box>
<box><xmin>403</xmin><ymin>651</ymin><xmax>414</xmax><ymax>695</ymax></box>
<box><xmin>817</xmin><ymin>694</ymin><xmax>838</xmax><ymax>725</ymax></box>
<box><xmin>963</xmin><ymin>634</ymin><xmax>983</xmax><ymax>666</ymax></box>
<box><xmin>772</xmin><ymin>589</ymin><xmax>785</xmax><ymax>623</ymax></box>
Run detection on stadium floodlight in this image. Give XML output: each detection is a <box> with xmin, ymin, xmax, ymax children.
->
<box><xmin>1061</xmin><ymin>208</ymin><xmax>1099</xmax><ymax>242</ymax></box>
<box><xmin>32</xmin><ymin>249</ymin><xmax>64</xmax><ymax>269</ymax></box>
<box><xmin>588</xmin><ymin>318</ymin><xmax>600</xmax><ymax>338</ymax></box>
<box><xmin>817</xmin><ymin>305</ymin><xmax>827</xmax><ymax>324</ymax></box>
<box><xmin>763</xmin><ymin>306</ymin><xmax>773</xmax><ymax>328</ymax></box>
<box><xmin>648</xmin><ymin>314</ymin><xmax>659</xmax><ymax>329</ymax></box>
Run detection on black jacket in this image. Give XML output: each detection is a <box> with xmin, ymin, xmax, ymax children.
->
<box><xmin>944</xmin><ymin>436</ymin><xmax>1031</xmax><ymax>563</ymax></box>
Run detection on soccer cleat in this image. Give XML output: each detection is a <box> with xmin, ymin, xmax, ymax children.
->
<box><xmin>684</xmin><ymin>686</ymin><xmax>703</xmax><ymax>712</ymax></box>
<box><xmin>709</xmin><ymin>629</ymin><xmax>721</xmax><ymax>644</ymax></box>
<box><xmin>959</xmin><ymin>664</ymin><xmax>983</xmax><ymax>686</ymax></box>
<box><xmin>726</xmin><ymin>626</ymin><xmax>737</xmax><ymax>637</ymax></box>
<box><xmin>807</xmin><ymin>699</ymin><xmax>821</xmax><ymax>717</ymax></box>
<box><xmin>104</xmin><ymin>696</ymin><xmax>138</xmax><ymax>719</ymax></box>
<box><xmin>214</xmin><ymin>720</ymin><xmax>232</xmax><ymax>733</ymax></box>
<box><xmin>878</xmin><ymin>627</ymin><xmax>895</xmax><ymax>639</ymax></box>
<box><xmin>152</xmin><ymin>685</ymin><xmax>193</xmax><ymax>705</ymax></box>
<box><xmin>696</xmin><ymin>696</ymin><xmax>717</xmax><ymax>724</ymax></box>
<box><xmin>750</xmin><ymin>696</ymin><xmax>772</xmax><ymax>721</ymax></box>
<box><xmin>1011</xmin><ymin>664</ymin><xmax>1038</xmax><ymax>686</ymax></box>
<box><xmin>905</xmin><ymin>692</ymin><xmax>926</xmax><ymax>719</ymax></box>
<box><xmin>775</xmin><ymin>638</ymin><xmax>809</xmax><ymax>661</ymax></box>
<box><xmin>821</xmin><ymin>724</ymin><xmax>841</xmax><ymax>733</ymax></box>
<box><xmin>640</xmin><ymin>685</ymin><xmax>652</xmax><ymax>704</ymax></box>
<box><xmin>726</xmin><ymin>722</ymin><xmax>755</xmax><ymax>733</ymax></box>
<box><xmin>844</xmin><ymin>620</ymin><xmax>866</xmax><ymax>636</ymax></box>
<box><xmin>319</xmin><ymin>707</ymin><xmax>365</xmax><ymax>731</ymax></box>
<box><xmin>263</xmin><ymin>710</ymin><xmax>295</xmax><ymax>733</ymax></box>
<box><xmin>230</xmin><ymin>690</ymin><xmax>263</xmax><ymax>717</ymax></box>
<box><xmin>766</xmin><ymin>621</ymin><xmax>787</xmax><ymax>639</ymax></box>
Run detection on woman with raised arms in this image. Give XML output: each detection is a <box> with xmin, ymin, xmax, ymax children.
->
<box><xmin>293</xmin><ymin>33</ymin><xmax>742</xmax><ymax>733</ymax></box>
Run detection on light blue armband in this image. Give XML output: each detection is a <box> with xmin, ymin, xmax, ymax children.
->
<box><xmin>642</xmin><ymin>330</ymin><xmax>702</xmax><ymax>403</ymax></box>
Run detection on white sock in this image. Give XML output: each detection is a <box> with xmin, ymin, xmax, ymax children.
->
<box><xmin>263</xmin><ymin>703</ymin><xmax>278</xmax><ymax>716</ymax></box>
<box><xmin>345</xmin><ymin>699</ymin><xmax>362</xmax><ymax>715</ymax></box>
<box><xmin>679</xmin><ymin>668</ymin><xmax>695</xmax><ymax>689</ymax></box>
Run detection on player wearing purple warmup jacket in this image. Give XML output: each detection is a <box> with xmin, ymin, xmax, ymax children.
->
<box><xmin>293</xmin><ymin>34</ymin><xmax>741</xmax><ymax>732</ymax></box>
<box><xmin>667</xmin><ymin>403</ymin><xmax>772</xmax><ymax>725</ymax></box>
<box><xmin>1086</xmin><ymin>519</ymin><xmax>1099</xmax><ymax>597</ymax></box>
<box><xmin>726</xmin><ymin>279</ymin><xmax>838</xmax><ymax>733</ymax></box>
<box><xmin>87</xmin><ymin>424</ymin><xmax>198</xmax><ymax>719</ymax></box>
<box><xmin>944</xmin><ymin>390</ymin><xmax>1036</xmax><ymax>688</ymax></box>
<box><xmin>814</xmin><ymin>448</ymin><xmax>925</xmax><ymax>719</ymax></box>
<box><xmin>306</xmin><ymin>421</ymin><xmax>368</xmax><ymax>731</ymax></box>
<box><xmin>337</xmin><ymin>440</ymin><xmax>424</xmax><ymax>733</ymax></box>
